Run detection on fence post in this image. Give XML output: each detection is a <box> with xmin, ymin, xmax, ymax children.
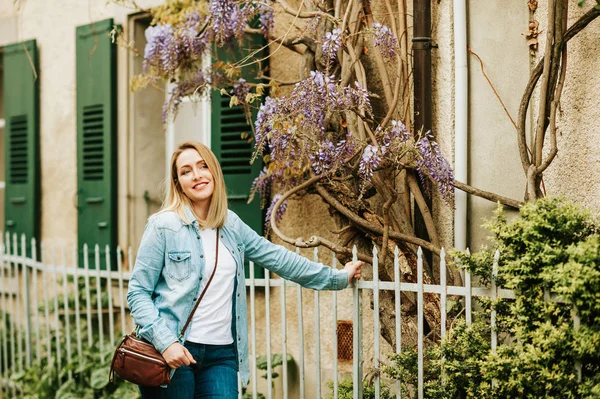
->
<box><xmin>465</xmin><ymin>248</ymin><xmax>472</xmax><ymax>326</ymax></box>
<box><xmin>332</xmin><ymin>255</ymin><xmax>339</xmax><ymax>399</ymax></box>
<box><xmin>491</xmin><ymin>250</ymin><xmax>499</xmax><ymax>355</ymax></box>
<box><xmin>373</xmin><ymin>246</ymin><xmax>380</xmax><ymax>398</ymax></box>
<box><xmin>393</xmin><ymin>246</ymin><xmax>401</xmax><ymax>399</ymax></box>
<box><xmin>313</xmin><ymin>247</ymin><xmax>321</xmax><ymax>399</ymax></box>
<box><xmin>417</xmin><ymin>247</ymin><xmax>424</xmax><ymax>399</ymax></box>
<box><xmin>21</xmin><ymin>235</ymin><xmax>31</xmax><ymax>367</ymax></box>
<box><xmin>352</xmin><ymin>245</ymin><xmax>363</xmax><ymax>399</ymax></box>
<box><xmin>32</xmin><ymin>238</ymin><xmax>41</xmax><ymax>363</ymax></box>
<box><xmin>249</xmin><ymin>260</ymin><xmax>257</xmax><ymax>399</ymax></box>
<box><xmin>265</xmin><ymin>267</ymin><xmax>272</xmax><ymax>399</ymax></box>
<box><xmin>61</xmin><ymin>246</ymin><xmax>73</xmax><ymax>380</ymax></box>
<box><xmin>572</xmin><ymin>305</ymin><xmax>581</xmax><ymax>381</ymax></box>
<box><xmin>296</xmin><ymin>248</ymin><xmax>305</xmax><ymax>399</ymax></box>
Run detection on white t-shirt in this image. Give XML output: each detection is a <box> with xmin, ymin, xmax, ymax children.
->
<box><xmin>187</xmin><ymin>228</ymin><xmax>237</xmax><ymax>345</ymax></box>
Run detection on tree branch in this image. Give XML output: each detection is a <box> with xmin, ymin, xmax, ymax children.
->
<box><xmin>362</xmin><ymin>2</ymin><xmax>393</xmax><ymax>107</ymax></box>
<box><xmin>407</xmin><ymin>173</ymin><xmax>440</xmax><ymax>247</ymax></box>
<box><xmin>275</xmin><ymin>0</ymin><xmax>338</xmax><ymax>21</ymax></box>
<box><xmin>534</xmin><ymin>0</ymin><xmax>556</xmax><ymax>167</ymax></box>
<box><xmin>517</xmin><ymin>5</ymin><xmax>600</xmax><ymax>175</ymax></box>
<box><xmin>268</xmin><ymin>175</ymin><xmax>373</xmax><ymax>263</ymax></box>
<box><xmin>453</xmin><ymin>180</ymin><xmax>524</xmax><ymax>209</ymax></box>
<box><xmin>314</xmin><ymin>184</ymin><xmax>442</xmax><ymax>256</ymax></box>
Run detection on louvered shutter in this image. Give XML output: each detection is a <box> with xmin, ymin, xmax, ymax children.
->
<box><xmin>212</xmin><ymin>33</ymin><xmax>267</xmax><ymax>278</ymax></box>
<box><xmin>3</xmin><ymin>40</ymin><xmax>40</xmax><ymax>252</ymax></box>
<box><xmin>76</xmin><ymin>19</ymin><xmax>118</xmax><ymax>270</ymax></box>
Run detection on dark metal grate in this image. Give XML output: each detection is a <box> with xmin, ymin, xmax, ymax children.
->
<box><xmin>337</xmin><ymin>320</ymin><xmax>353</xmax><ymax>361</ymax></box>
<box><xmin>82</xmin><ymin>104</ymin><xmax>104</xmax><ymax>181</ymax></box>
<box><xmin>219</xmin><ymin>97</ymin><xmax>252</xmax><ymax>175</ymax></box>
<box><xmin>9</xmin><ymin>115</ymin><xmax>28</xmax><ymax>184</ymax></box>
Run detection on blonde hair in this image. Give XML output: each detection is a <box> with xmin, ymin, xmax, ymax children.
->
<box><xmin>159</xmin><ymin>141</ymin><xmax>228</xmax><ymax>228</ymax></box>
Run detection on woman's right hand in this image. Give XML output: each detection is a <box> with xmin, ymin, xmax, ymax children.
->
<box><xmin>162</xmin><ymin>342</ymin><xmax>196</xmax><ymax>369</ymax></box>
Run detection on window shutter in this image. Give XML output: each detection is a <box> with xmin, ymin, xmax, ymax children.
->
<box><xmin>212</xmin><ymin>33</ymin><xmax>267</xmax><ymax>278</ymax></box>
<box><xmin>76</xmin><ymin>19</ymin><xmax>118</xmax><ymax>270</ymax></box>
<box><xmin>3</xmin><ymin>40</ymin><xmax>40</xmax><ymax>252</ymax></box>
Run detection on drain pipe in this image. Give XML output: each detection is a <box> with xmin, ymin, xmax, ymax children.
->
<box><xmin>413</xmin><ymin>0</ymin><xmax>433</xmax><ymax>266</ymax></box>
<box><xmin>454</xmin><ymin>0</ymin><xmax>468</xmax><ymax>251</ymax></box>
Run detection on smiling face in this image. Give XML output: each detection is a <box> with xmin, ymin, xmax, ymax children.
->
<box><xmin>175</xmin><ymin>148</ymin><xmax>215</xmax><ymax>211</ymax></box>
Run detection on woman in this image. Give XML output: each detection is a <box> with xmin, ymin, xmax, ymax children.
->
<box><xmin>127</xmin><ymin>141</ymin><xmax>363</xmax><ymax>398</ymax></box>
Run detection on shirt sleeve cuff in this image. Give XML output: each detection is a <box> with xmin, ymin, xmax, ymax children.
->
<box><xmin>148</xmin><ymin>324</ymin><xmax>179</xmax><ymax>354</ymax></box>
<box><xmin>336</xmin><ymin>270</ymin><xmax>350</xmax><ymax>290</ymax></box>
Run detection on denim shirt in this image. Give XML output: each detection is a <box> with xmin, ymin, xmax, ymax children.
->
<box><xmin>127</xmin><ymin>206</ymin><xmax>349</xmax><ymax>386</ymax></box>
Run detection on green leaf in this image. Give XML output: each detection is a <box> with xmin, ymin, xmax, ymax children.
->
<box><xmin>10</xmin><ymin>371</ymin><xmax>26</xmax><ymax>381</ymax></box>
<box><xmin>90</xmin><ymin>366</ymin><xmax>110</xmax><ymax>389</ymax></box>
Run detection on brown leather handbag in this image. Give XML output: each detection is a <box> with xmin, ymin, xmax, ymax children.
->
<box><xmin>109</xmin><ymin>229</ymin><xmax>220</xmax><ymax>387</ymax></box>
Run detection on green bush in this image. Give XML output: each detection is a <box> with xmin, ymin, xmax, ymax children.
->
<box><xmin>8</xmin><ymin>327</ymin><xmax>138</xmax><ymax>398</ymax></box>
<box><xmin>326</xmin><ymin>377</ymin><xmax>393</xmax><ymax>399</ymax></box>
<box><xmin>383</xmin><ymin>198</ymin><xmax>600</xmax><ymax>398</ymax></box>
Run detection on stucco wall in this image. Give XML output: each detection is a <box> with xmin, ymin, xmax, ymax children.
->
<box><xmin>465</xmin><ymin>0</ymin><xmax>530</xmax><ymax>250</ymax></box>
<box><xmin>536</xmin><ymin>2</ymin><xmax>600</xmax><ymax>213</ymax></box>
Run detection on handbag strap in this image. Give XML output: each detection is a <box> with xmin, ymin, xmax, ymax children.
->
<box><xmin>179</xmin><ymin>228</ymin><xmax>220</xmax><ymax>337</ymax></box>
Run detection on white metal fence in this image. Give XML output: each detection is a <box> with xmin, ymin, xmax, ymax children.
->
<box><xmin>0</xmin><ymin>233</ymin><xmax>580</xmax><ymax>399</ymax></box>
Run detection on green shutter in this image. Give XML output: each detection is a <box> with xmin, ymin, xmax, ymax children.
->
<box><xmin>76</xmin><ymin>19</ymin><xmax>118</xmax><ymax>270</ymax></box>
<box><xmin>212</xmin><ymin>33</ymin><xmax>267</xmax><ymax>278</ymax></box>
<box><xmin>3</xmin><ymin>40</ymin><xmax>40</xmax><ymax>252</ymax></box>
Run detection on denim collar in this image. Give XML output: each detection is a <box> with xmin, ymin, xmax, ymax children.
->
<box><xmin>183</xmin><ymin>205</ymin><xmax>199</xmax><ymax>226</ymax></box>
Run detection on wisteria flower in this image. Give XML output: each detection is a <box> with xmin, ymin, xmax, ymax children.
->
<box><xmin>231</xmin><ymin>78</ymin><xmax>250</xmax><ymax>104</ymax></box>
<box><xmin>143</xmin><ymin>24</ymin><xmax>176</xmax><ymax>73</ymax></box>
<box><xmin>322</xmin><ymin>28</ymin><xmax>342</xmax><ymax>62</ymax></box>
<box><xmin>415</xmin><ymin>132</ymin><xmax>454</xmax><ymax>201</ymax></box>
<box><xmin>372</xmin><ymin>22</ymin><xmax>398</xmax><ymax>59</ymax></box>
<box><xmin>359</xmin><ymin>144</ymin><xmax>385</xmax><ymax>181</ymax></box>
<box><xmin>210</xmin><ymin>0</ymin><xmax>255</xmax><ymax>45</ymax></box>
<box><xmin>259</xmin><ymin>2</ymin><xmax>275</xmax><ymax>38</ymax></box>
<box><xmin>264</xmin><ymin>194</ymin><xmax>288</xmax><ymax>234</ymax></box>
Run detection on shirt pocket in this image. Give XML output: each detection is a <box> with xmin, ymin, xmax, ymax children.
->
<box><xmin>166</xmin><ymin>251</ymin><xmax>192</xmax><ymax>282</ymax></box>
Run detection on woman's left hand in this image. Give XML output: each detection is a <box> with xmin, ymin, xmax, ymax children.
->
<box><xmin>344</xmin><ymin>261</ymin><xmax>364</xmax><ymax>284</ymax></box>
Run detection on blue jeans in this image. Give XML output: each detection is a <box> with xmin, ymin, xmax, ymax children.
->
<box><xmin>139</xmin><ymin>342</ymin><xmax>239</xmax><ymax>399</ymax></box>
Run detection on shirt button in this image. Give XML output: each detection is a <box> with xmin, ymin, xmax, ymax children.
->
<box><xmin>220</xmin><ymin>234</ymin><xmax>224</xmax><ymax>239</ymax></box>
<box><xmin>197</xmin><ymin>236</ymin><xmax>200</xmax><ymax>239</ymax></box>
<box><xmin>199</xmin><ymin>277</ymin><xmax>203</xmax><ymax>281</ymax></box>
<box><xmin>200</xmin><ymin>255</ymin><xmax>204</xmax><ymax>258</ymax></box>
<box><xmin>177</xmin><ymin>256</ymin><xmax>181</xmax><ymax>260</ymax></box>
<box><xmin>193</xmin><ymin>297</ymin><xmax>197</xmax><ymax>301</ymax></box>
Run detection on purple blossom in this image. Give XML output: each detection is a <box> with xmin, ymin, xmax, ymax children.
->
<box><xmin>180</xmin><ymin>12</ymin><xmax>209</xmax><ymax>59</ymax></box>
<box><xmin>372</xmin><ymin>22</ymin><xmax>398</xmax><ymax>59</ymax></box>
<box><xmin>264</xmin><ymin>194</ymin><xmax>288</xmax><ymax>234</ymax></box>
<box><xmin>259</xmin><ymin>2</ymin><xmax>274</xmax><ymax>38</ymax></box>
<box><xmin>359</xmin><ymin>144</ymin><xmax>385</xmax><ymax>181</ymax></box>
<box><xmin>322</xmin><ymin>28</ymin><xmax>342</xmax><ymax>62</ymax></box>
<box><xmin>162</xmin><ymin>70</ymin><xmax>210</xmax><ymax>123</ymax></box>
<box><xmin>254</xmin><ymin>96</ymin><xmax>282</xmax><ymax>154</ymax></box>
<box><xmin>389</xmin><ymin>120</ymin><xmax>411</xmax><ymax>142</ymax></box>
<box><xmin>231</xmin><ymin>78</ymin><xmax>250</xmax><ymax>104</ymax></box>
<box><xmin>415</xmin><ymin>132</ymin><xmax>454</xmax><ymax>201</ymax></box>
<box><xmin>377</xmin><ymin>119</ymin><xmax>412</xmax><ymax>154</ymax></box>
<box><xmin>143</xmin><ymin>24</ymin><xmax>175</xmax><ymax>72</ymax></box>
<box><xmin>210</xmin><ymin>0</ymin><xmax>255</xmax><ymax>46</ymax></box>
<box><xmin>250</xmin><ymin>167</ymin><xmax>272</xmax><ymax>207</ymax></box>
<box><xmin>308</xmin><ymin>137</ymin><xmax>358</xmax><ymax>175</ymax></box>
